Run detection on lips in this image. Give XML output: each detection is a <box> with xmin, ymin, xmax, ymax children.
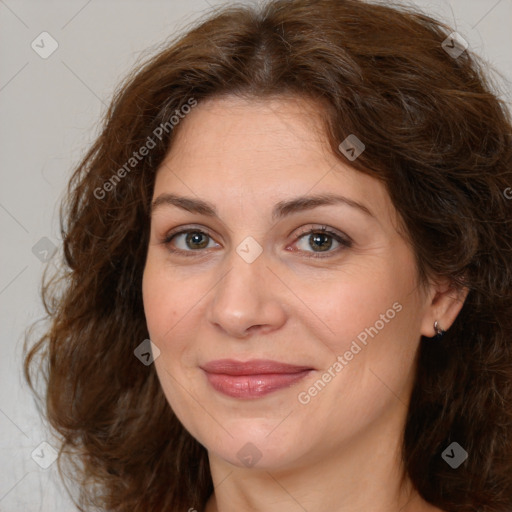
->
<box><xmin>201</xmin><ymin>359</ymin><xmax>314</xmax><ymax>399</ymax></box>
<box><xmin>201</xmin><ymin>359</ymin><xmax>313</xmax><ymax>375</ymax></box>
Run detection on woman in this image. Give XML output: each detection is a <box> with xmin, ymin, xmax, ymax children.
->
<box><xmin>24</xmin><ymin>0</ymin><xmax>512</xmax><ymax>511</ymax></box>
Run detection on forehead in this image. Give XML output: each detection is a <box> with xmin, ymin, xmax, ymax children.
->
<box><xmin>160</xmin><ymin>94</ymin><xmax>331</xmax><ymax>174</ymax></box>
<box><xmin>153</xmin><ymin>94</ymin><xmax>398</xmax><ymax>230</ymax></box>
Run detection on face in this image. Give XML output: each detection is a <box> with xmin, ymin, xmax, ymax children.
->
<box><xmin>142</xmin><ymin>94</ymin><xmax>432</xmax><ymax>470</ymax></box>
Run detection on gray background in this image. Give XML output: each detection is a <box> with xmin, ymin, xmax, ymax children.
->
<box><xmin>1</xmin><ymin>0</ymin><xmax>511</xmax><ymax>510</ymax></box>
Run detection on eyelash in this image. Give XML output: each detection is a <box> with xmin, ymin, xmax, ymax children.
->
<box><xmin>161</xmin><ymin>225</ymin><xmax>353</xmax><ymax>259</ymax></box>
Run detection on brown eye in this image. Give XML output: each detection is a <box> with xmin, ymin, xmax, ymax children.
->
<box><xmin>164</xmin><ymin>229</ymin><xmax>219</xmax><ymax>254</ymax></box>
<box><xmin>307</xmin><ymin>232</ymin><xmax>334</xmax><ymax>252</ymax></box>
<box><xmin>184</xmin><ymin>232</ymin><xmax>210</xmax><ymax>249</ymax></box>
<box><xmin>293</xmin><ymin>226</ymin><xmax>352</xmax><ymax>258</ymax></box>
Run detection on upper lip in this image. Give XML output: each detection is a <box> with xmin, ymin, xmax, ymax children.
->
<box><xmin>201</xmin><ymin>359</ymin><xmax>314</xmax><ymax>375</ymax></box>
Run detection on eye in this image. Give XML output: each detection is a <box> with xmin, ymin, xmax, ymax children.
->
<box><xmin>163</xmin><ymin>228</ymin><xmax>219</xmax><ymax>255</ymax></box>
<box><xmin>292</xmin><ymin>226</ymin><xmax>352</xmax><ymax>258</ymax></box>
<box><xmin>161</xmin><ymin>225</ymin><xmax>352</xmax><ymax>259</ymax></box>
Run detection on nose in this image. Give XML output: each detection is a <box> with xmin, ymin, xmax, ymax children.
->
<box><xmin>206</xmin><ymin>248</ymin><xmax>287</xmax><ymax>338</ymax></box>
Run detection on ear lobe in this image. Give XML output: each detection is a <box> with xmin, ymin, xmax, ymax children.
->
<box><xmin>420</xmin><ymin>278</ymin><xmax>469</xmax><ymax>338</ymax></box>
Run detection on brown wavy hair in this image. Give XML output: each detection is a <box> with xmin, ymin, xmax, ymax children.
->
<box><xmin>24</xmin><ymin>0</ymin><xmax>512</xmax><ymax>510</ymax></box>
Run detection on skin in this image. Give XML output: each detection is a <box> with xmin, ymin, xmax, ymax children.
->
<box><xmin>142</xmin><ymin>94</ymin><xmax>467</xmax><ymax>512</ymax></box>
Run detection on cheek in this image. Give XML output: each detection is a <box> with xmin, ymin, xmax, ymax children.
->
<box><xmin>300</xmin><ymin>252</ymin><xmax>422</xmax><ymax>421</ymax></box>
<box><xmin>142</xmin><ymin>265</ymin><xmax>186</xmax><ymax>373</ymax></box>
<box><xmin>142</xmin><ymin>262</ymin><xmax>203</xmax><ymax>423</ymax></box>
<box><xmin>293</xmin><ymin>275</ymin><xmax>420</xmax><ymax>443</ymax></box>
<box><xmin>142</xmin><ymin>257</ymin><xmax>208</xmax><ymax>379</ymax></box>
<box><xmin>142</xmin><ymin>257</ymin><xmax>193</xmax><ymax>341</ymax></box>
<box><xmin>304</xmin><ymin>260</ymin><xmax>416</xmax><ymax>355</ymax></box>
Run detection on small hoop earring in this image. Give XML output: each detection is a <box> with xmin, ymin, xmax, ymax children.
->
<box><xmin>433</xmin><ymin>320</ymin><xmax>446</xmax><ymax>339</ymax></box>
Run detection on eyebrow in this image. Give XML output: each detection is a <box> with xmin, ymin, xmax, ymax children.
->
<box><xmin>150</xmin><ymin>192</ymin><xmax>374</xmax><ymax>220</ymax></box>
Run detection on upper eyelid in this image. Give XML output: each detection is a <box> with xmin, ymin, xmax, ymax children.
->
<box><xmin>163</xmin><ymin>224</ymin><xmax>218</xmax><ymax>242</ymax></box>
<box><xmin>294</xmin><ymin>225</ymin><xmax>351</xmax><ymax>239</ymax></box>
<box><xmin>162</xmin><ymin>224</ymin><xmax>346</xmax><ymax>238</ymax></box>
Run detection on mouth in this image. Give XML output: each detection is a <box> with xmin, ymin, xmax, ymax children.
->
<box><xmin>200</xmin><ymin>359</ymin><xmax>314</xmax><ymax>399</ymax></box>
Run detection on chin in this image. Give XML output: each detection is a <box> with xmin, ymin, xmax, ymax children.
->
<box><xmin>202</xmin><ymin>425</ymin><xmax>308</xmax><ymax>471</ymax></box>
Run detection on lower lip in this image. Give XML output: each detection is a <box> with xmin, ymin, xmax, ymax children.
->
<box><xmin>203</xmin><ymin>370</ymin><xmax>312</xmax><ymax>399</ymax></box>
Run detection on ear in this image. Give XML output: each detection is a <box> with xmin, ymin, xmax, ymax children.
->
<box><xmin>420</xmin><ymin>277</ymin><xmax>469</xmax><ymax>337</ymax></box>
